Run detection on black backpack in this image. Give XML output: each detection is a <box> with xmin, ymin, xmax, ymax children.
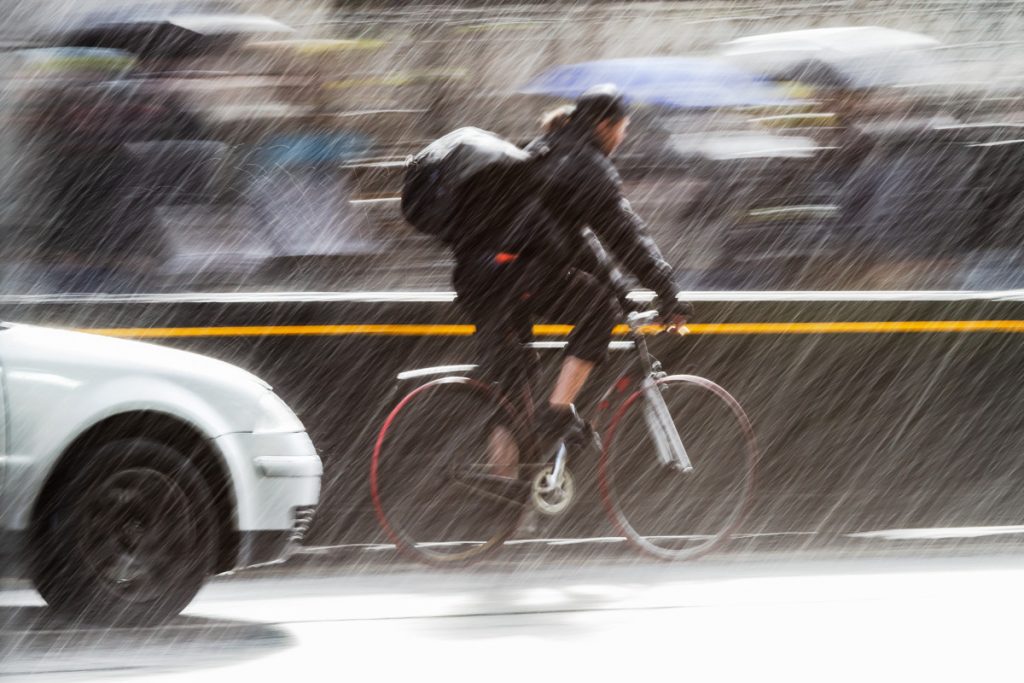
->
<box><xmin>401</xmin><ymin>127</ymin><xmax>539</xmax><ymax>246</ymax></box>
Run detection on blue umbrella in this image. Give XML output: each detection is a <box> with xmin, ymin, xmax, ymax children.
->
<box><xmin>520</xmin><ymin>57</ymin><xmax>790</xmax><ymax>109</ymax></box>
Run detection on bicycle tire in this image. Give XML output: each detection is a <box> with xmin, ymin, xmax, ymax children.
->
<box><xmin>599</xmin><ymin>374</ymin><xmax>758</xmax><ymax>561</ymax></box>
<box><xmin>371</xmin><ymin>376</ymin><xmax>530</xmax><ymax>566</ymax></box>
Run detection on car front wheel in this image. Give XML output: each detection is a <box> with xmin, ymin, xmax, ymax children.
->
<box><xmin>31</xmin><ymin>438</ymin><xmax>216</xmax><ymax>626</ymax></box>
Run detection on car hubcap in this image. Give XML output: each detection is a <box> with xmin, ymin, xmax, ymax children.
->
<box><xmin>78</xmin><ymin>468</ymin><xmax>196</xmax><ymax>602</ymax></box>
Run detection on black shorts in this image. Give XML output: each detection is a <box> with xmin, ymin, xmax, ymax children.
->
<box><xmin>454</xmin><ymin>253</ymin><xmax>621</xmax><ymax>375</ymax></box>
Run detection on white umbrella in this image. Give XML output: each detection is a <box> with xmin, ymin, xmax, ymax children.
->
<box><xmin>721</xmin><ymin>26</ymin><xmax>942</xmax><ymax>89</ymax></box>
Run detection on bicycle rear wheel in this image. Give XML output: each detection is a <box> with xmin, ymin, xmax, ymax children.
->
<box><xmin>599</xmin><ymin>375</ymin><xmax>758</xmax><ymax>561</ymax></box>
<box><xmin>371</xmin><ymin>377</ymin><xmax>530</xmax><ymax>566</ymax></box>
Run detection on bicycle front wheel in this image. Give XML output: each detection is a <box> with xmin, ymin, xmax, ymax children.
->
<box><xmin>371</xmin><ymin>377</ymin><xmax>530</xmax><ymax>566</ymax></box>
<box><xmin>599</xmin><ymin>375</ymin><xmax>758</xmax><ymax>561</ymax></box>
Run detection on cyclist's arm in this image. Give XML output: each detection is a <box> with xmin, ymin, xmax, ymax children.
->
<box><xmin>572</xmin><ymin>163</ymin><xmax>680</xmax><ymax>304</ymax></box>
<box><xmin>579</xmin><ymin>228</ymin><xmax>637</xmax><ymax>309</ymax></box>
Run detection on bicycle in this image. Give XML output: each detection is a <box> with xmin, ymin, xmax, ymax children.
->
<box><xmin>370</xmin><ymin>310</ymin><xmax>759</xmax><ymax>566</ymax></box>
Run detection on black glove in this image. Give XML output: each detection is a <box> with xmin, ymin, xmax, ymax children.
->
<box><xmin>658</xmin><ymin>297</ymin><xmax>694</xmax><ymax>325</ymax></box>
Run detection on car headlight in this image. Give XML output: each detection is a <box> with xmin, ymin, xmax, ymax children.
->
<box><xmin>252</xmin><ymin>391</ymin><xmax>306</xmax><ymax>434</ymax></box>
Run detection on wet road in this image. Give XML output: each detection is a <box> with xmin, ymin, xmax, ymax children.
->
<box><xmin>4</xmin><ymin>543</ymin><xmax>1024</xmax><ymax>682</ymax></box>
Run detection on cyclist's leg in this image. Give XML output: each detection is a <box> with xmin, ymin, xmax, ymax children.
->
<box><xmin>453</xmin><ymin>314</ymin><xmax>522</xmax><ymax>478</ymax></box>
<box><xmin>550</xmin><ymin>356</ymin><xmax>595</xmax><ymax>406</ymax></box>
<box><xmin>455</xmin><ymin>255</ymin><xmax>531</xmax><ymax>383</ymax></box>
<box><xmin>528</xmin><ymin>267</ymin><xmax>621</xmax><ymax>446</ymax></box>
<box><xmin>456</xmin><ymin>266</ymin><xmax>535</xmax><ymax>479</ymax></box>
<box><xmin>542</xmin><ymin>268</ymin><xmax>621</xmax><ymax>376</ymax></box>
<box><xmin>456</xmin><ymin>258</ymin><xmax>618</xmax><ymax>455</ymax></box>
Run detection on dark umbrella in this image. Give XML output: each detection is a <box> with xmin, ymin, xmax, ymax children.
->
<box><xmin>48</xmin><ymin>3</ymin><xmax>292</xmax><ymax>59</ymax></box>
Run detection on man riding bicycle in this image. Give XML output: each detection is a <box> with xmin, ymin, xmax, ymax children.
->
<box><xmin>453</xmin><ymin>85</ymin><xmax>692</xmax><ymax>473</ymax></box>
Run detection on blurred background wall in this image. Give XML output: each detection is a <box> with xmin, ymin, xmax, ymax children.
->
<box><xmin>2</xmin><ymin>1</ymin><xmax>1022</xmax><ymax>294</ymax></box>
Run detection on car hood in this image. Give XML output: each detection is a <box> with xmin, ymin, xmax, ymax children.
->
<box><xmin>0</xmin><ymin>322</ymin><xmax>270</xmax><ymax>394</ymax></box>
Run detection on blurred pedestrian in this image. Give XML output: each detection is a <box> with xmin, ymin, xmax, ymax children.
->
<box><xmin>19</xmin><ymin>58</ymin><xmax>211</xmax><ymax>293</ymax></box>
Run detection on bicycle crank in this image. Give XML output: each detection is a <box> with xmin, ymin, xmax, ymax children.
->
<box><xmin>530</xmin><ymin>464</ymin><xmax>576</xmax><ymax>516</ymax></box>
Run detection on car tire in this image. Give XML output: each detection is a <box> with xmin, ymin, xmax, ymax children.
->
<box><xmin>31</xmin><ymin>438</ymin><xmax>216</xmax><ymax>626</ymax></box>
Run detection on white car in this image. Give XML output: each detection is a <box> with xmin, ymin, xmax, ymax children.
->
<box><xmin>0</xmin><ymin>321</ymin><xmax>321</xmax><ymax>625</ymax></box>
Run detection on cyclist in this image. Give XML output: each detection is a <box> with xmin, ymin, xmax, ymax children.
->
<box><xmin>453</xmin><ymin>84</ymin><xmax>692</xmax><ymax>475</ymax></box>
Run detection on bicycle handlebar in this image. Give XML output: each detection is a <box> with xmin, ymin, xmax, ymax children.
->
<box><xmin>626</xmin><ymin>310</ymin><xmax>660</xmax><ymax>326</ymax></box>
<box><xmin>626</xmin><ymin>310</ymin><xmax>690</xmax><ymax>336</ymax></box>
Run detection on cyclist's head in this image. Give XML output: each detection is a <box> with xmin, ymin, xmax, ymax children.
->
<box><xmin>568</xmin><ymin>84</ymin><xmax>630</xmax><ymax>155</ymax></box>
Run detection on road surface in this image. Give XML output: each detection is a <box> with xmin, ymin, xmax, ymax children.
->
<box><xmin>3</xmin><ymin>542</ymin><xmax>1023</xmax><ymax>682</ymax></box>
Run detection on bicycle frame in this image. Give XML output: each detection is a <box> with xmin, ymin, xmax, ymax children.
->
<box><xmin>540</xmin><ymin>310</ymin><xmax>693</xmax><ymax>500</ymax></box>
<box><xmin>387</xmin><ymin>310</ymin><xmax>694</xmax><ymax>500</ymax></box>
<box><xmin>375</xmin><ymin>309</ymin><xmax>754</xmax><ymax>564</ymax></box>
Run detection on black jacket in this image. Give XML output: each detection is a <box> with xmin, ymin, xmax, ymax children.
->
<box><xmin>524</xmin><ymin>127</ymin><xmax>680</xmax><ymax>303</ymax></box>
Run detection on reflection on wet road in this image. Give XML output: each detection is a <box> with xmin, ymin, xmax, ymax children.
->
<box><xmin>4</xmin><ymin>546</ymin><xmax>1024</xmax><ymax>681</ymax></box>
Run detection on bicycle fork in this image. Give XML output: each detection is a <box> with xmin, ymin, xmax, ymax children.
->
<box><xmin>641</xmin><ymin>375</ymin><xmax>693</xmax><ymax>472</ymax></box>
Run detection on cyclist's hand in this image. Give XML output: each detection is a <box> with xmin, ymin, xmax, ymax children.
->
<box><xmin>658</xmin><ymin>299</ymin><xmax>694</xmax><ymax>332</ymax></box>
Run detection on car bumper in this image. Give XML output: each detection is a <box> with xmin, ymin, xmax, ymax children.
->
<box><xmin>212</xmin><ymin>431</ymin><xmax>322</xmax><ymax>568</ymax></box>
<box><xmin>236</xmin><ymin>504</ymin><xmax>318</xmax><ymax>567</ymax></box>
